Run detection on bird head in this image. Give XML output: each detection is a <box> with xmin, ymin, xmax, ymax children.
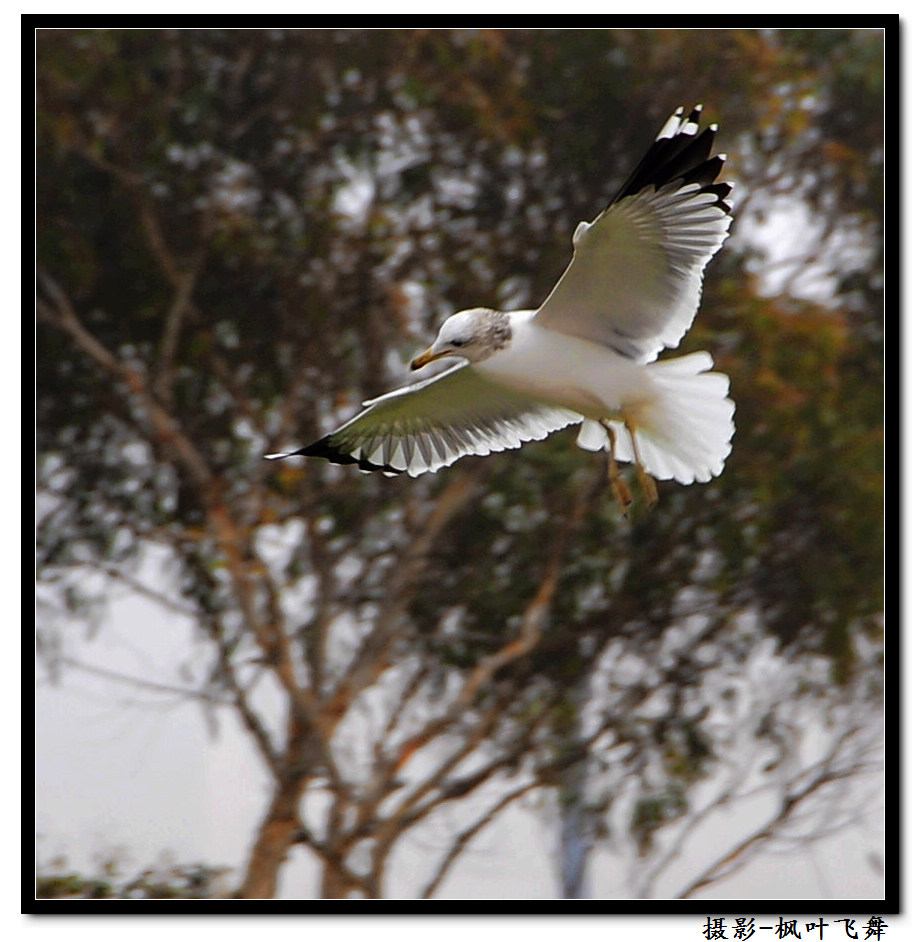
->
<box><xmin>410</xmin><ymin>308</ymin><xmax>512</xmax><ymax>370</ymax></box>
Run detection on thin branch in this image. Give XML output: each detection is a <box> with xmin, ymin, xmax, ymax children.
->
<box><xmin>675</xmin><ymin>762</ymin><xmax>873</xmax><ymax>899</ymax></box>
<box><xmin>379</xmin><ymin>657</ymin><xmax>431</xmax><ymax>753</ymax></box>
<box><xmin>207</xmin><ymin>348</ymin><xmax>264</xmax><ymax>431</ymax></box>
<box><xmin>420</xmin><ymin>779</ymin><xmax>542</xmax><ymax>899</ymax></box>
<box><xmin>387</xmin><ymin>697</ymin><xmax>510</xmax><ymax>831</ymax></box>
<box><xmin>404</xmin><ymin>695</ymin><xmax>552</xmax><ymax>829</ymax></box>
<box><xmin>37</xmin><ymin>268</ymin><xmax>214</xmax><ymax>490</ymax></box>
<box><xmin>154</xmin><ymin>250</ymin><xmax>205</xmax><ymax>404</ymax></box>
<box><xmin>79</xmin><ymin>561</ymin><xmax>200</xmax><ymax>619</ymax></box>
<box><xmin>137</xmin><ymin>197</ymin><xmax>185</xmax><ymax>288</ymax></box>
<box><xmin>46</xmin><ymin>655</ymin><xmax>231</xmax><ymax>706</ymax></box>
<box><xmin>304</xmin><ymin>512</ymin><xmax>338</xmax><ymax>693</ymax></box>
<box><xmin>218</xmin><ymin>655</ymin><xmax>281</xmax><ymax>776</ymax></box>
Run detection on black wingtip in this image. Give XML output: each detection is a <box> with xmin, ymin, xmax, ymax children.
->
<box><xmin>264</xmin><ymin>436</ymin><xmax>404</xmax><ymax>476</ymax></box>
<box><xmin>612</xmin><ymin>105</ymin><xmax>731</xmax><ymax>207</ymax></box>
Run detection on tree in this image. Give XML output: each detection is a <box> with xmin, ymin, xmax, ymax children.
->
<box><xmin>36</xmin><ymin>28</ymin><xmax>885</xmax><ymax>899</ymax></box>
<box><xmin>36</xmin><ymin>854</ymin><xmax>230</xmax><ymax>900</ymax></box>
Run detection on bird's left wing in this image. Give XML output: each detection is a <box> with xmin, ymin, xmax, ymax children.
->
<box><xmin>534</xmin><ymin>106</ymin><xmax>733</xmax><ymax>364</ymax></box>
<box><xmin>265</xmin><ymin>363</ymin><xmax>583</xmax><ymax>476</ymax></box>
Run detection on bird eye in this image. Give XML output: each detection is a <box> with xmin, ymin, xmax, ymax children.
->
<box><xmin>449</xmin><ymin>339</ymin><xmax>466</xmax><ymax>347</ymax></box>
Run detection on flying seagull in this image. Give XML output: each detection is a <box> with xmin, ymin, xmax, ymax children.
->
<box><xmin>266</xmin><ymin>105</ymin><xmax>735</xmax><ymax>509</ymax></box>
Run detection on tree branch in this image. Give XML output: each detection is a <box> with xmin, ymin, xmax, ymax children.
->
<box><xmin>322</xmin><ymin>467</ymin><xmax>486</xmax><ymax>721</ymax></box>
<box><xmin>154</xmin><ymin>250</ymin><xmax>205</xmax><ymax>404</ymax></box>
<box><xmin>45</xmin><ymin>655</ymin><xmax>231</xmax><ymax>706</ymax></box>
<box><xmin>675</xmin><ymin>745</ymin><xmax>879</xmax><ymax>899</ymax></box>
<box><xmin>420</xmin><ymin>779</ymin><xmax>542</xmax><ymax>899</ymax></box>
<box><xmin>37</xmin><ymin>268</ymin><xmax>214</xmax><ymax>491</ymax></box>
<box><xmin>390</xmin><ymin>473</ymin><xmax>600</xmax><ymax>765</ymax></box>
<box><xmin>77</xmin><ymin>560</ymin><xmax>200</xmax><ymax>619</ymax></box>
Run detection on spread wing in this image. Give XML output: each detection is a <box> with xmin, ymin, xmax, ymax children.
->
<box><xmin>534</xmin><ymin>105</ymin><xmax>733</xmax><ymax>364</ymax></box>
<box><xmin>265</xmin><ymin>363</ymin><xmax>582</xmax><ymax>476</ymax></box>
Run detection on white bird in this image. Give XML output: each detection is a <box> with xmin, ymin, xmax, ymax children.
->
<box><xmin>267</xmin><ymin>105</ymin><xmax>735</xmax><ymax>509</ymax></box>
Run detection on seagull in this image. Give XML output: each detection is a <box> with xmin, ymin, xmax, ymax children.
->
<box><xmin>266</xmin><ymin>105</ymin><xmax>735</xmax><ymax>510</ymax></box>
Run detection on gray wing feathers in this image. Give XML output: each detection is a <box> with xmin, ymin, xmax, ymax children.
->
<box><xmin>534</xmin><ymin>181</ymin><xmax>731</xmax><ymax>363</ymax></box>
<box><xmin>274</xmin><ymin>364</ymin><xmax>582</xmax><ymax>476</ymax></box>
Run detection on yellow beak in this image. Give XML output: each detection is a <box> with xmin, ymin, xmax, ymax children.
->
<box><xmin>410</xmin><ymin>348</ymin><xmax>451</xmax><ymax>371</ymax></box>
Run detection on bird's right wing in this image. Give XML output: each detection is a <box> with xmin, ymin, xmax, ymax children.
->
<box><xmin>265</xmin><ymin>363</ymin><xmax>583</xmax><ymax>476</ymax></box>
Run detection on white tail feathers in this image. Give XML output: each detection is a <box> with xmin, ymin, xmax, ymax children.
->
<box><xmin>576</xmin><ymin>351</ymin><xmax>735</xmax><ymax>485</ymax></box>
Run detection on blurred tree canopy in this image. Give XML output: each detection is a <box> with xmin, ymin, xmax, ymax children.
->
<box><xmin>36</xmin><ymin>28</ymin><xmax>885</xmax><ymax>899</ymax></box>
<box><xmin>35</xmin><ymin>854</ymin><xmax>230</xmax><ymax>900</ymax></box>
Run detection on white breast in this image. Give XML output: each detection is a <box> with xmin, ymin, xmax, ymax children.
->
<box><xmin>473</xmin><ymin>311</ymin><xmax>654</xmax><ymax>419</ymax></box>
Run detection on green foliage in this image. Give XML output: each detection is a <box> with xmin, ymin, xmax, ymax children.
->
<box><xmin>35</xmin><ymin>856</ymin><xmax>231</xmax><ymax>900</ymax></box>
<box><xmin>630</xmin><ymin>786</ymin><xmax>690</xmax><ymax>858</ymax></box>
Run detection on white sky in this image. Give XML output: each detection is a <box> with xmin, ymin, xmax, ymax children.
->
<box><xmin>22</xmin><ymin>15</ymin><xmax>910</xmax><ymax>942</ymax></box>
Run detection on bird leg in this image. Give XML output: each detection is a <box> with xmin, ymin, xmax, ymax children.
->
<box><xmin>624</xmin><ymin>417</ymin><xmax>658</xmax><ymax>508</ymax></box>
<box><xmin>601</xmin><ymin>420</ymin><xmax>633</xmax><ymax>513</ymax></box>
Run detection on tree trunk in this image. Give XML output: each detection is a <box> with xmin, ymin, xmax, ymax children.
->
<box><xmin>320</xmin><ymin>862</ymin><xmax>359</xmax><ymax>899</ymax></box>
<box><xmin>557</xmin><ymin>678</ymin><xmax>593</xmax><ymax>899</ymax></box>
<box><xmin>559</xmin><ymin>779</ymin><xmax>591</xmax><ymax>899</ymax></box>
<box><xmin>236</xmin><ymin>771</ymin><xmax>309</xmax><ymax>898</ymax></box>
